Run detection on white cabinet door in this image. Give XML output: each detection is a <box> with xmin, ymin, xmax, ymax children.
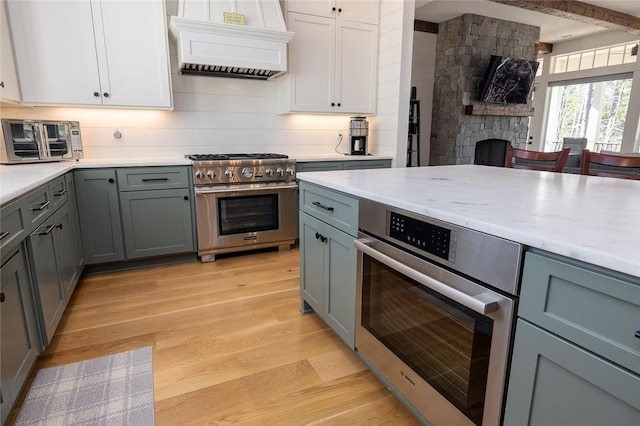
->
<box><xmin>286</xmin><ymin>13</ymin><xmax>335</xmax><ymax>113</ymax></box>
<box><xmin>336</xmin><ymin>20</ymin><xmax>378</xmax><ymax>114</ymax></box>
<box><xmin>338</xmin><ymin>0</ymin><xmax>379</xmax><ymax>24</ymax></box>
<box><xmin>94</xmin><ymin>0</ymin><xmax>172</xmax><ymax>108</ymax></box>
<box><xmin>287</xmin><ymin>0</ymin><xmax>378</xmax><ymax>24</ymax></box>
<box><xmin>7</xmin><ymin>0</ymin><xmax>171</xmax><ymax>108</ymax></box>
<box><xmin>7</xmin><ymin>0</ymin><xmax>102</xmax><ymax>105</ymax></box>
<box><xmin>0</xmin><ymin>0</ymin><xmax>20</xmax><ymax>103</ymax></box>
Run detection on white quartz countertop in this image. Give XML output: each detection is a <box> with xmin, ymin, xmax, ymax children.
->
<box><xmin>0</xmin><ymin>158</ymin><xmax>191</xmax><ymax>205</ymax></box>
<box><xmin>297</xmin><ymin>165</ymin><xmax>640</xmax><ymax>278</ymax></box>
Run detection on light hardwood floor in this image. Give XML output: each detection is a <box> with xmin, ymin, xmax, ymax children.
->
<box><xmin>9</xmin><ymin>248</ymin><xmax>421</xmax><ymax>425</ymax></box>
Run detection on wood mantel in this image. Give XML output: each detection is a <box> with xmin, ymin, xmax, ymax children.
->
<box><xmin>465</xmin><ymin>104</ymin><xmax>535</xmax><ymax>117</ymax></box>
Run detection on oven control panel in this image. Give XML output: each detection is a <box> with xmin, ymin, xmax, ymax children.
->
<box><xmin>389</xmin><ymin>212</ymin><xmax>454</xmax><ymax>261</ymax></box>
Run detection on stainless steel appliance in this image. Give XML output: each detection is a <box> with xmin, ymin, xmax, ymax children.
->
<box><xmin>188</xmin><ymin>153</ymin><xmax>297</xmax><ymax>262</ymax></box>
<box><xmin>1</xmin><ymin>119</ymin><xmax>83</xmax><ymax>164</ymax></box>
<box><xmin>355</xmin><ymin>199</ymin><xmax>523</xmax><ymax>426</ymax></box>
<box><xmin>349</xmin><ymin>116</ymin><xmax>368</xmax><ymax>155</ymax></box>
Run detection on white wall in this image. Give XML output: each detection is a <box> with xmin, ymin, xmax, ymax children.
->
<box><xmin>410</xmin><ymin>30</ymin><xmax>436</xmax><ymax>165</ymax></box>
<box><xmin>371</xmin><ymin>0</ymin><xmax>414</xmax><ymax>167</ymax></box>
<box><xmin>1</xmin><ymin>0</ymin><xmax>403</xmax><ymax>161</ymax></box>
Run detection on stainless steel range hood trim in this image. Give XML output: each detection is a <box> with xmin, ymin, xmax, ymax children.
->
<box><xmin>169</xmin><ymin>16</ymin><xmax>294</xmax><ymax>80</ymax></box>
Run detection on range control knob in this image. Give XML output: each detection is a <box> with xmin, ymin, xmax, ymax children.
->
<box><xmin>276</xmin><ymin>168</ymin><xmax>285</xmax><ymax>177</ymax></box>
<box><xmin>265</xmin><ymin>168</ymin><xmax>275</xmax><ymax>177</ymax></box>
<box><xmin>206</xmin><ymin>170</ymin><xmax>216</xmax><ymax>179</ymax></box>
<box><xmin>225</xmin><ymin>169</ymin><xmax>234</xmax><ymax>179</ymax></box>
<box><xmin>285</xmin><ymin>168</ymin><xmax>295</xmax><ymax>176</ymax></box>
<box><xmin>241</xmin><ymin>167</ymin><xmax>254</xmax><ymax>179</ymax></box>
<box><xmin>195</xmin><ymin>169</ymin><xmax>204</xmax><ymax>179</ymax></box>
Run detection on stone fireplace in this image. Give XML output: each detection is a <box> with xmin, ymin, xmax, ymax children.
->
<box><xmin>430</xmin><ymin>14</ymin><xmax>540</xmax><ymax>165</ymax></box>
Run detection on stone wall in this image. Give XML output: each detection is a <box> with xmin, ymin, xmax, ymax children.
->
<box><xmin>430</xmin><ymin>14</ymin><xmax>540</xmax><ymax>165</ymax></box>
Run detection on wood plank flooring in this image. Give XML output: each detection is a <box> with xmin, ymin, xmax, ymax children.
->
<box><xmin>8</xmin><ymin>248</ymin><xmax>421</xmax><ymax>425</ymax></box>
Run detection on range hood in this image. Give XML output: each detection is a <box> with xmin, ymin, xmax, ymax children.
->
<box><xmin>169</xmin><ymin>0</ymin><xmax>294</xmax><ymax>80</ymax></box>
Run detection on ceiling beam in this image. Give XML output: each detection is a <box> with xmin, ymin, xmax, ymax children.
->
<box><xmin>537</xmin><ymin>42</ymin><xmax>553</xmax><ymax>54</ymax></box>
<box><xmin>415</xmin><ymin>20</ymin><xmax>439</xmax><ymax>34</ymax></box>
<box><xmin>488</xmin><ymin>0</ymin><xmax>640</xmax><ymax>35</ymax></box>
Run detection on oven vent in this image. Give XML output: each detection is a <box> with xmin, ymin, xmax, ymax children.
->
<box><xmin>180</xmin><ymin>64</ymin><xmax>279</xmax><ymax>80</ymax></box>
<box><xmin>169</xmin><ymin>0</ymin><xmax>294</xmax><ymax>80</ymax></box>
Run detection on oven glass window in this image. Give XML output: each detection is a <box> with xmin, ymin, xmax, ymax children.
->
<box><xmin>44</xmin><ymin>123</ymin><xmax>69</xmax><ymax>157</ymax></box>
<box><xmin>361</xmin><ymin>255</ymin><xmax>493</xmax><ymax>426</ymax></box>
<box><xmin>8</xmin><ymin>123</ymin><xmax>39</xmax><ymax>158</ymax></box>
<box><xmin>218</xmin><ymin>194</ymin><xmax>278</xmax><ymax>235</ymax></box>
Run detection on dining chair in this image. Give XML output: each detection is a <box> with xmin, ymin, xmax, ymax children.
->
<box><xmin>579</xmin><ymin>149</ymin><xmax>640</xmax><ymax>180</ymax></box>
<box><xmin>505</xmin><ymin>146</ymin><xmax>571</xmax><ymax>172</ymax></box>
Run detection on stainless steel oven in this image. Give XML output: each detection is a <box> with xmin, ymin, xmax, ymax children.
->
<box><xmin>188</xmin><ymin>154</ymin><xmax>297</xmax><ymax>262</ymax></box>
<box><xmin>355</xmin><ymin>199</ymin><xmax>523</xmax><ymax>426</ymax></box>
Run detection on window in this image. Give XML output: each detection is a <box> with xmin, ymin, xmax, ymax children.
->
<box><xmin>551</xmin><ymin>42</ymin><xmax>638</xmax><ymax>74</ymax></box>
<box><xmin>544</xmin><ymin>76</ymin><xmax>633</xmax><ymax>153</ymax></box>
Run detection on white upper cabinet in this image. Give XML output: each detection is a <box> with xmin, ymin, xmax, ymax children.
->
<box><xmin>0</xmin><ymin>0</ymin><xmax>21</xmax><ymax>103</ymax></box>
<box><xmin>287</xmin><ymin>0</ymin><xmax>379</xmax><ymax>24</ymax></box>
<box><xmin>6</xmin><ymin>0</ymin><xmax>172</xmax><ymax>109</ymax></box>
<box><xmin>279</xmin><ymin>1</ymin><xmax>378</xmax><ymax>115</ymax></box>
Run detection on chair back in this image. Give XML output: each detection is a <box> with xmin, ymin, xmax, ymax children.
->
<box><xmin>562</xmin><ymin>137</ymin><xmax>587</xmax><ymax>154</ymax></box>
<box><xmin>505</xmin><ymin>146</ymin><xmax>571</xmax><ymax>172</ymax></box>
<box><xmin>580</xmin><ymin>149</ymin><xmax>640</xmax><ymax>180</ymax></box>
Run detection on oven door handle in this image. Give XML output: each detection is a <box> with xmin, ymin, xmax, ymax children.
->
<box><xmin>354</xmin><ymin>238</ymin><xmax>500</xmax><ymax>315</ymax></box>
<box><xmin>195</xmin><ymin>183</ymin><xmax>298</xmax><ymax>195</ymax></box>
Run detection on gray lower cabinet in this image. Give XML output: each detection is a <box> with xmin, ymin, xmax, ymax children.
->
<box><xmin>75</xmin><ymin>169</ymin><xmax>124</xmax><ymax>264</ymax></box>
<box><xmin>75</xmin><ymin>166</ymin><xmax>195</xmax><ymax>265</ymax></box>
<box><xmin>119</xmin><ymin>188</ymin><xmax>194</xmax><ymax>259</ymax></box>
<box><xmin>299</xmin><ymin>182</ymin><xmax>359</xmax><ymax>348</ymax></box>
<box><xmin>1</xmin><ymin>244</ymin><xmax>40</xmax><ymax>425</ymax></box>
<box><xmin>28</xmin><ymin>202</ymin><xmax>78</xmax><ymax>345</ymax></box>
<box><xmin>296</xmin><ymin>158</ymin><xmax>391</xmax><ymax>173</ymax></box>
<box><xmin>65</xmin><ymin>173</ymin><xmax>85</xmax><ymax>272</ymax></box>
<box><xmin>504</xmin><ymin>250</ymin><xmax>640</xmax><ymax>425</ymax></box>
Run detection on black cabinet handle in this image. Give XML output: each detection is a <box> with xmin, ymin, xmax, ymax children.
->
<box><xmin>312</xmin><ymin>201</ymin><xmax>334</xmax><ymax>212</ymax></box>
<box><xmin>332</xmin><ymin>6</ymin><xmax>336</xmax><ymax>11</ymax></box>
<box><xmin>337</xmin><ymin>103</ymin><xmax>341</xmax><ymax>107</ymax></box>
<box><xmin>0</xmin><ymin>231</ymin><xmax>9</xmax><ymax>240</ymax></box>
<box><xmin>315</xmin><ymin>232</ymin><xmax>327</xmax><ymax>243</ymax></box>
<box><xmin>93</xmin><ymin>92</ymin><xmax>100</xmax><ymax>97</ymax></box>
<box><xmin>0</xmin><ymin>82</ymin><xmax>5</xmax><ymax>88</ymax></box>
<box><xmin>141</xmin><ymin>178</ymin><xmax>169</xmax><ymax>182</ymax></box>
<box><xmin>56</xmin><ymin>224</ymin><xmax>63</xmax><ymax>230</ymax></box>
<box><xmin>54</xmin><ymin>189</ymin><xmax>67</xmax><ymax>197</ymax></box>
<box><xmin>108</xmin><ymin>178</ymin><xmax>115</xmax><ymax>183</ymax></box>
<box><xmin>183</xmin><ymin>195</ymin><xmax>189</xmax><ymax>200</ymax></box>
<box><xmin>338</xmin><ymin>8</ymin><xmax>342</xmax><ymax>12</ymax></box>
<box><xmin>635</xmin><ymin>330</ymin><xmax>640</xmax><ymax>339</ymax></box>
<box><xmin>0</xmin><ymin>293</ymin><xmax>4</xmax><ymax>303</ymax></box>
<box><xmin>103</xmin><ymin>92</ymin><xmax>109</xmax><ymax>97</ymax></box>
<box><xmin>38</xmin><ymin>224</ymin><xmax>56</xmax><ymax>236</ymax></box>
<box><xmin>32</xmin><ymin>201</ymin><xmax>50</xmax><ymax>211</ymax></box>
<box><xmin>331</xmin><ymin>102</ymin><xmax>335</xmax><ymax>106</ymax></box>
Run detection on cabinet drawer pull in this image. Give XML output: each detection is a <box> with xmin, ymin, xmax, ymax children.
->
<box><xmin>315</xmin><ymin>232</ymin><xmax>327</xmax><ymax>243</ymax></box>
<box><xmin>32</xmin><ymin>201</ymin><xmax>50</xmax><ymax>211</ymax></box>
<box><xmin>54</xmin><ymin>189</ymin><xmax>67</xmax><ymax>197</ymax></box>
<box><xmin>312</xmin><ymin>201</ymin><xmax>334</xmax><ymax>212</ymax></box>
<box><xmin>635</xmin><ymin>330</ymin><xmax>640</xmax><ymax>339</ymax></box>
<box><xmin>141</xmin><ymin>178</ymin><xmax>169</xmax><ymax>182</ymax></box>
<box><xmin>0</xmin><ymin>231</ymin><xmax>10</xmax><ymax>240</ymax></box>
<box><xmin>38</xmin><ymin>224</ymin><xmax>56</xmax><ymax>236</ymax></box>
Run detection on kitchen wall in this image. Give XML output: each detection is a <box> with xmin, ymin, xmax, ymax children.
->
<box><xmin>0</xmin><ymin>0</ymin><xmax>410</xmax><ymax>164</ymax></box>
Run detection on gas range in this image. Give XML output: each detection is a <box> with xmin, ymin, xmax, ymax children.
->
<box><xmin>186</xmin><ymin>153</ymin><xmax>296</xmax><ymax>186</ymax></box>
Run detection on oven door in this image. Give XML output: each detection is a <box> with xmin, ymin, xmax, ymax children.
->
<box><xmin>194</xmin><ymin>183</ymin><xmax>298</xmax><ymax>254</ymax></box>
<box><xmin>355</xmin><ymin>235</ymin><xmax>515</xmax><ymax>426</ymax></box>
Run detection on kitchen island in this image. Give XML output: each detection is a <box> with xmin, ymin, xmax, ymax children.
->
<box><xmin>297</xmin><ymin>164</ymin><xmax>639</xmax><ymax>277</ymax></box>
<box><xmin>297</xmin><ymin>164</ymin><xmax>639</xmax><ymax>426</ymax></box>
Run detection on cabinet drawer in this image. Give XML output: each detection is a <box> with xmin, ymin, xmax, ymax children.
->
<box><xmin>300</xmin><ymin>182</ymin><xmax>358</xmax><ymax>236</ymax></box>
<box><xmin>21</xmin><ymin>186</ymin><xmax>52</xmax><ymax>231</ymax></box>
<box><xmin>343</xmin><ymin>159</ymin><xmax>391</xmax><ymax>170</ymax></box>
<box><xmin>116</xmin><ymin>167</ymin><xmax>189</xmax><ymax>191</ymax></box>
<box><xmin>297</xmin><ymin>162</ymin><xmax>344</xmax><ymax>172</ymax></box>
<box><xmin>48</xmin><ymin>175</ymin><xmax>68</xmax><ymax>211</ymax></box>
<box><xmin>0</xmin><ymin>200</ymin><xmax>26</xmax><ymax>254</ymax></box>
<box><xmin>519</xmin><ymin>251</ymin><xmax>640</xmax><ymax>374</ymax></box>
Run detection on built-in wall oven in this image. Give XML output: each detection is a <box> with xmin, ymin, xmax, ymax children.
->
<box><xmin>188</xmin><ymin>154</ymin><xmax>297</xmax><ymax>262</ymax></box>
<box><xmin>355</xmin><ymin>199</ymin><xmax>523</xmax><ymax>426</ymax></box>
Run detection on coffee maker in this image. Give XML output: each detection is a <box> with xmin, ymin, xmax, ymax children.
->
<box><xmin>349</xmin><ymin>116</ymin><xmax>368</xmax><ymax>155</ymax></box>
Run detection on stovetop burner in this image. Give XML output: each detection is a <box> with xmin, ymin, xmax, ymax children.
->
<box><xmin>186</xmin><ymin>153</ymin><xmax>288</xmax><ymax>161</ymax></box>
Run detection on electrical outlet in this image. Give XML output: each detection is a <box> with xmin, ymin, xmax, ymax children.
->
<box><xmin>112</xmin><ymin>125</ymin><xmax>123</xmax><ymax>140</ymax></box>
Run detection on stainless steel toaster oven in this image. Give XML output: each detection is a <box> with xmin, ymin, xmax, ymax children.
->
<box><xmin>1</xmin><ymin>119</ymin><xmax>83</xmax><ymax>164</ymax></box>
